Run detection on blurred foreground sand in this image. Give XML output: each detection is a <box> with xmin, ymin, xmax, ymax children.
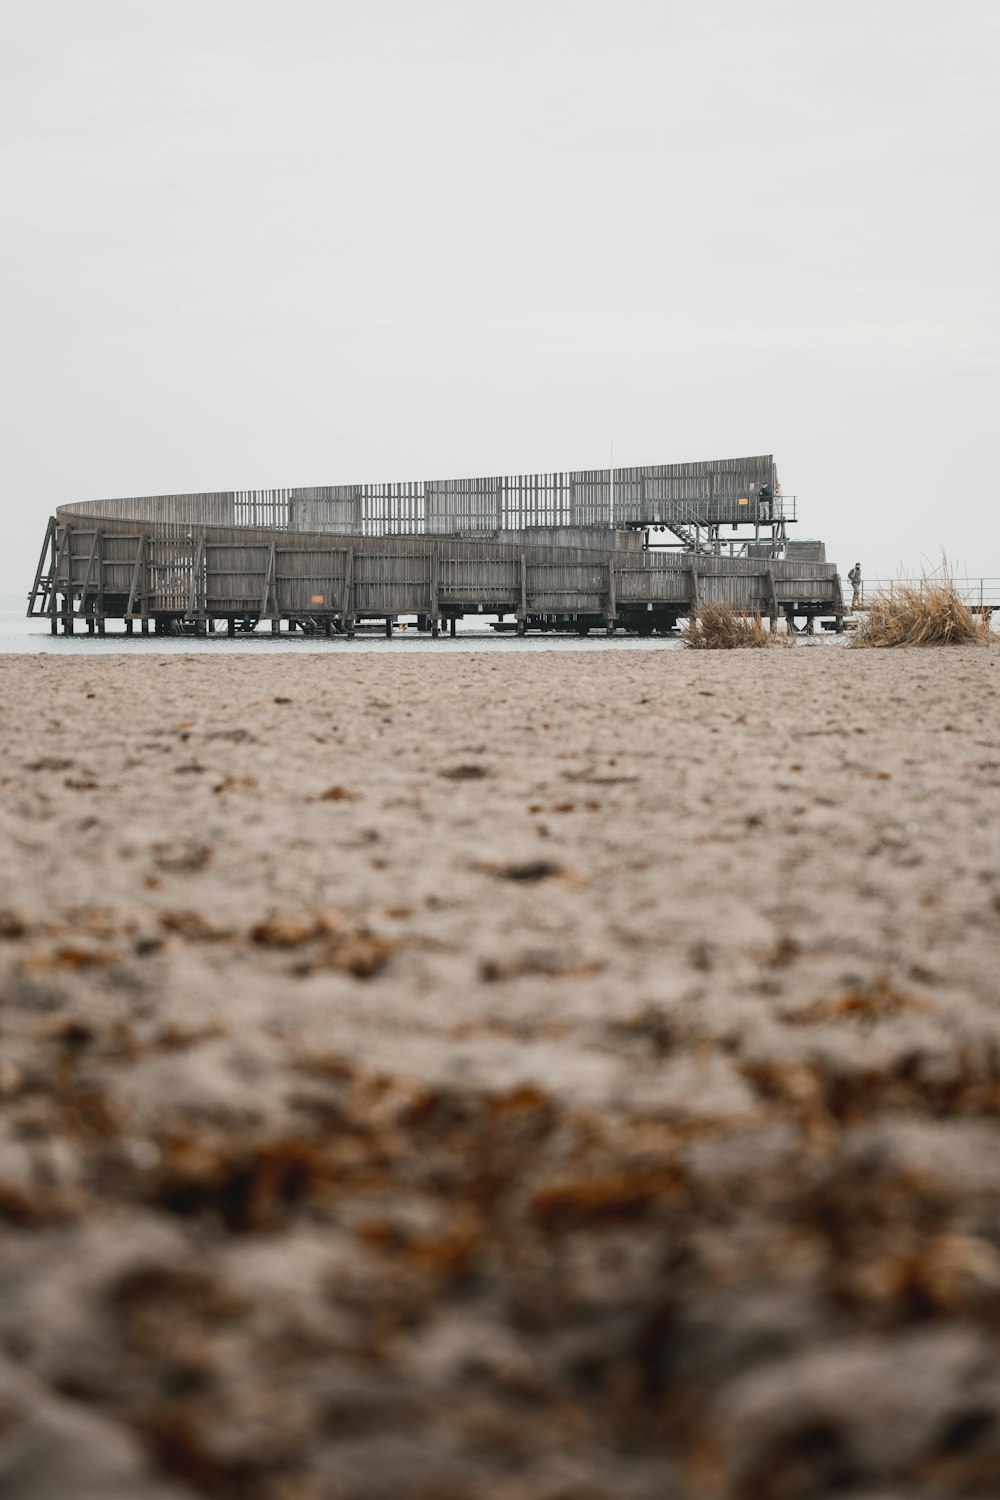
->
<box><xmin>0</xmin><ymin>644</ymin><xmax>999</xmax><ymax>1499</ymax></box>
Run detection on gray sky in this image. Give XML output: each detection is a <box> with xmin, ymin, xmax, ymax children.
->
<box><xmin>3</xmin><ymin>0</ymin><xmax>998</xmax><ymax>594</ymax></box>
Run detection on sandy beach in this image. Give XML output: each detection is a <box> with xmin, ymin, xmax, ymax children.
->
<box><xmin>1</xmin><ymin>642</ymin><xmax>999</xmax><ymax>1499</ymax></box>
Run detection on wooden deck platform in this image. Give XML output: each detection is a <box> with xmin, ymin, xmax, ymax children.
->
<box><xmin>28</xmin><ymin>501</ymin><xmax>844</xmax><ymax>638</ymax></box>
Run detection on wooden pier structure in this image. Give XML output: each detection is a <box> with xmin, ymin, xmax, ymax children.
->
<box><xmin>28</xmin><ymin>456</ymin><xmax>845</xmax><ymax>637</ymax></box>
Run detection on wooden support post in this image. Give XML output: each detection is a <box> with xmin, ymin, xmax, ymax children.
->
<box><xmin>766</xmin><ymin>566</ymin><xmax>779</xmax><ymax>632</ymax></box>
<box><xmin>141</xmin><ymin>618</ymin><xmax>150</xmax><ymax>636</ymax></box>
<box><xmin>606</xmin><ymin>561</ymin><xmax>617</xmax><ymax>635</ymax></box>
<box><xmin>126</xmin><ymin>534</ymin><xmax>147</xmax><ymax>620</ymax></box>
<box><xmin>832</xmin><ymin>573</ymin><xmax>846</xmax><ymax>629</ymax></box>
<box><xmin>689</xmin><ymin>558</ymin><xmax>700</xmax><ymax>613</ymax></box>
<box><xmin>449</xmin><ymin>617</ymin><xmax>456</xmax><ymax>637</ymax></box>
<box><xmin>430</xmin><ymin>545</ymin><xmax>441</xmax><ymax>635</ymax></box>
<box><xmin>271</xmin><ymin>618</ymin><xmax>280</xmax><ymax>634</ymax></box>
<box><xmin>79</xmin><ymin>529</ymin><xmax>99</xmax><ymax>615</ymax></box>
<box><xmin>517</xmin><ymin>553</ymin><xmax>527</xmax><ymax>632</ymax></box>
<box><xmin>228</xmin><ymin>617</ymin><xmax>236</xmax><ymax>637</ymax></box>
<box><xmin>187</xmin><ymin>529</ymin><xmax>205</xmax><ymax>622</ymax></box>
<box><xmin>259</xmin><ymin>542</ymin><xmax>276</xmax><ymax>619</ymax></box>
<box><xmin>385</xmin><ymin>617</ymin><xmax>393</xmax><ymax>638</ymax></box>
<box><xmin>125</xmin><ymin>619</ymin><xmax>133</xmax><ymax>635</ymax></box>
<box><xmin>28</xmin><ymin>517</ymin><xmax>56</xmax><ymax>618</ymax></box>
<box><xmin>96</xmin><ymin>528</ymin><xmax>105</xmax><ymax>623</ymax></box>
<box><xmin>343</xmin><ymin>546</ymin><xmax>355</xmax><ymax>636</ymax></box>
<box><xmin>60</xmin><ymin>524</ymin><xmax>74</xmax><ymax>632</ymax></box>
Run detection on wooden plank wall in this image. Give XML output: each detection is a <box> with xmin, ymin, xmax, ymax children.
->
<box><xmin>57</xmin><ymin>456</ymin><xmax>786</xmax><ymax>538</ymax></box>
<box><xmin>48</xmin><ymin>511</ymin><xmax>841</xmax><ymax>620</ymax></box>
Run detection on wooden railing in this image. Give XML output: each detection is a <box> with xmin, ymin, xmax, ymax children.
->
<box><xmin>56</xmin><ymin>455</ymin><xmax>788</xmax><ymax>537</ymax></box>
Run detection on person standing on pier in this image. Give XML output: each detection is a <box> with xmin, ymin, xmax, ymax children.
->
<box><xmin>848</xmin><ymin>562</ymin><xmax>862</xmax><ymax>611</ymax></box>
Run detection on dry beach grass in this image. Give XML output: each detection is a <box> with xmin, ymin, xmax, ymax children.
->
<box><xmin>686</xmin><ymin>603</ymin><xmax>776</xmax><ymax>650</ymax></box>
<box><xmin>0</xmin><ymin>645</ymin><xmax>999</xmax><ymax>1499</ymax></box>
<box><xmin>853</xmin><ymin>583</ymin><xmax>991</xmax><ymax>649</ymax></box>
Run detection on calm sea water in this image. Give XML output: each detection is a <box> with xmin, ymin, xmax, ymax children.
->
<box><xmin>0</xmin><ymin>597</ymin><xmax>687</xmax><ymax>656</ymax></box>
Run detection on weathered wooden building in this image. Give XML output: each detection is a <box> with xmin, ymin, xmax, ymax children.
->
<box><xmin>28</xmin><ymin>455</ymin><xmax>844</xmax><ymax>636</ymax></box>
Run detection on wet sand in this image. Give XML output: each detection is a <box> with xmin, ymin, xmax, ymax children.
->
<box><xmin>1</xmin><ymin>644</ymin><xmax>999</xmax><ymax>1499</ymax></box>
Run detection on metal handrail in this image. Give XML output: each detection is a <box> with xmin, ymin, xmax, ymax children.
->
<box><xmin>856</xmin><ymin>578</ymin><xmax>1000</xmax><ymax>609</ymax></box>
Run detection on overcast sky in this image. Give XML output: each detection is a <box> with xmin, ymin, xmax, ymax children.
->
<box><xmin>2</xmin><ymin>0</ymin><xmax>998</xmax><ymax>594</ymax></box>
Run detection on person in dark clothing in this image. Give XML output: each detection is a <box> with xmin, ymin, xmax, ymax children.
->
<box><xmin>848</xmin><ymin>562</ymin><xmax>862</xmax><ymax>610</ymax></box>
<box><xmin>758</xmin><ymin>485</ymin><xmax>773</xmax><ymax>521</ymax></box>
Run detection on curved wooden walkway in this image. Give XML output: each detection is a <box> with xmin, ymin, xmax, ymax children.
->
<box><xmin>27</xmin><ymin>458</ymin><xmax>843</xmax><ymax>637</ymax></box>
